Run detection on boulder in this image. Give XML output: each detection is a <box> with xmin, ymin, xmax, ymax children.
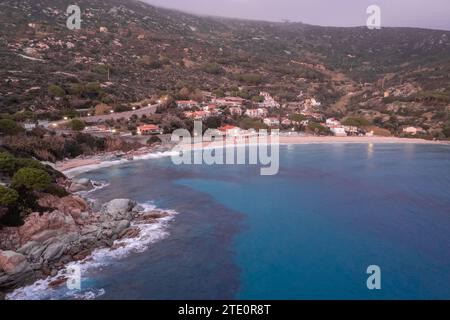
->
<box><xmin>43</xmin><ymin>242</ymin><xmax>66</xmax><ymax>262</ymax></box>
<box><xmin>68</xmin><ymin>178</ymin><xmax>93</xmax><ymax>193</ymax></box>
<box><xmin>114</xmin><ymin>220</ymin><xmax>131</xmax><ymax>235</ymax></box>
<box><xmin>18</xmin><ymin>210</ymin><xmax>78</xmax><ymax>245</ymax></box>
<box><xmin>100</xmin><ymin>199</ymin><xmax>136</xmax><ymax>221</ymax></box>
<box><xmin>0</xmin><ymin>251</ymin><xmax>31</xmax><ymax>275</ymax></box>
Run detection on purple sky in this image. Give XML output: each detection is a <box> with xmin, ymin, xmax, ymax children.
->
<box><xmin>143</xmin><ymin>0</ymin><xmax>450</xmax><ymax>30</ymax></box>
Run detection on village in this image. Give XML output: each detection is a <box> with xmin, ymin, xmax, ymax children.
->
<box><xmin>14</xmin><ymin>87</ymin><xmax>430</xmax><ymax>144</ymax></box>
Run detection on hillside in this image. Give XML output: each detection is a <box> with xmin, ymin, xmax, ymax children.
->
<box><xmin>1</xmin><ymin>0</ymin><xmax>450</xmax><ymax>137</ymax></box>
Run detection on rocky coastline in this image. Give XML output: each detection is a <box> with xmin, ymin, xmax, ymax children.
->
<box><xmin>0</xmin><ymin>178</ymin><xmax>171</xmax><ymax>299</ymax></box>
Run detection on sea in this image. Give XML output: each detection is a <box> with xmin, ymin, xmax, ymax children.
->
<box><xmin>7</xmin><ymin>143</ymin><xmax>450</xmax><ymax>300</ymax></box>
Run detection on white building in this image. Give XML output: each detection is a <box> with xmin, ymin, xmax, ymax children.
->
<box><xmin>330</xmin><ymin>127</ymin><xmax>347</xmax><ymax>137</ymax></box>
<box><xmin>403</xmin><ymin>126</ymin><xmax>423</xmax><ymax>135</ymax></box>
<box><xmin>245</xmin><ymin>108</ymin><xmax>268</xmax><ymax>118</ymax></box>
<box><xmin>259</xmin><ymin>92</ymin><xmax>280</xmax><ymax>109</ymax></box>
<box><xmin>229</xmin><ymin>106</ymin><xmax>243</xmax><ymax>116</ymax></box>
<box><xmin>176</xmin><ymin>100</ymin><xmax>199</xmax><ymax>109</ymax></box>
<box><xmin>326</xmin><ymin>118</ymin><xmax>341</xmax><ymax>127</ymax></box>
<box><xmin>263</xmin><ymin>117</ymin><xmax>280</xmax><ymax>126</ymax></box>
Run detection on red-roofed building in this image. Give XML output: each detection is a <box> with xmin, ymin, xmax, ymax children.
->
<box><xmin>137</xmin><ymin>124</ymin><xmax>162</xmax><ymax>135</ymax></box>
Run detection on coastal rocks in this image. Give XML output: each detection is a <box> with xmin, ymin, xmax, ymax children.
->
<box><xmin>0</xmin><ymin>251</ymin><xmax>30</xmax><ymax>275</ymax></box>
<box><xmin>136</xmin><ymin>210</ymin><xmax>170</xmax><ymax>223</ymax></box>
<box><xmin>68</xmin><ymin>178</ymin><xmax>93</xmax><ymax>193</ymax></box>
<box><xmin>0</xmin><ymin>251</ymin><xmax>35</xmax><ymax>290</ymax></box>
<box><xmin>100</xmin><ymin>199</ymin><xmax>137</xmax><ymax>221</ymax></box>
<box><xmin>0</xmin><ymin>195</ymin><xmax>173</xmax><ymax>295</ymax></box>
<box><xmin>114</xmin><ymin>220</ymin><xmax>130</xmax><ymax>235</ymax></box>
<box><xmin>18</xmin><ymin>211</ymin><xmax>78</xmax><ymax>245</ymax></box>
<box><xmin>42</xmin><ymin>243</ymin><xmax>66</xmax><ymax>262</ymax></box>
<box><xmin>38</xmin><ymin>194</ymin><xmax>89</xmax><ymax>217</ymax></box>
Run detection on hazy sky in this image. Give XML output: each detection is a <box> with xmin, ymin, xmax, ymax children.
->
<box><xmin>143</xmin><ymin>0</ymin><xmax>450</xmax><ymax>30</ymax></box>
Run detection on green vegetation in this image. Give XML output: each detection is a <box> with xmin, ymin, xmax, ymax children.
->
<box><xmin>342</xmin><ymin>117</ymin><xmax>371</xmax><ymax>127</ymax></box>
<box><xmin>70</xmin><ymin>119</ymin><xmax>86</xmax><ymax>131</ymax></box>
<box><xmin>201</xmin><ymin>63</ymin><xmax>223</xmax><ymax>75</ymax></box>
<box><xmin>290</xmin><ymin>114</ymin><xmax>306</xmax><ymax>122</ymax></box>
<box><xmin>236</xmin><ymin>73</ymin><xmax>263</xmax><ymax>85</ymax></box>
<box><xmin>84</xmin><ymin>82</ymin><xmax>102</xmax><ymax>95</ymax></box>
<box><xmin>48</xmin><ymin>84</ymin><xmax>66</xmax><ymax>97</ymax></box>
<box><xmin>69</xmin><ymin>83</ymin><xmax>84</xmax><ymax>95</ymax></box>
<box><xmin>12</xmin><ymin>167</ymin><xmax>52</xmax><ymax>192</ymax></box>
<box><xmin>307</xmin><ymin>122</ymin><xmax>330</xmax><ymax>135</ymax></box>
<box><xmin>0</xmin><ymin>152</ymin><xmax>44</xmax><ymax>177</ymax></box>
<box><xmin>0</xmin><ymin>185</ymin><xmax>19</xmax><ymax>207</ymax></box>
<box><xmin>0</xmin><ymin>119</ymin><xmax>23</xmax><ymax>135</ymax></box>
<box><xmin>239</xmin><ymin>118</ymin><xmax>267</xmax><ymax>130</ymax></box>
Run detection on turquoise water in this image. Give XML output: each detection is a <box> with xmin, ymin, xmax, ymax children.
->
<box><xmin>75</xmin><ymin>144</ymin><xmax>450</xmax><ymax>299</ymax></box>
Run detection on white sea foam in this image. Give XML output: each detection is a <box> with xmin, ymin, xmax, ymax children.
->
<box><xmin>6</xmin><ymin>202</ymin><xmax>178</xmax><ymax>300</ymax></box>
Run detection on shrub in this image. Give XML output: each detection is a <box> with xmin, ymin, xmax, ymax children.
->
<box><xmin>68</xmin><ymin>83</ymin><xmax>84</xmax><ymax>95</ymax></box>
<box><xmin>0</xmin><ymin>185</ymin><xmax>19</xmax><ymax>207</ymax></box>
<box><xmin>12</xmin><ymin>167</ymin><xmax>52</xmax><ymax>191</ymax></box>
<box><xmin>48</xmin><ymin>84</ymin><xmax>66</xmax><ymax>97</ymax></box>
<box><xmin>0</xmin><ymin>119</ymin><xmax>23</xmax><ymax>135</ymax></box>
<box><xmin>201</xmin><ymin>63</ymin><xmax>223</xmax><ymax>75</ymax></box>
<box><xmin>70</xmin><ymin>119</ymin><xmax>86</xmax><ymax>131</ymax></box>
<box><xmin>0</xmin><ymin>153</ymin><xmax>44</xmax><ymax>177</ymax></box>
<box><xmin>307</xmin><ymin>123</ymin><xmax>330</xmax><ymax>135</ymax></box>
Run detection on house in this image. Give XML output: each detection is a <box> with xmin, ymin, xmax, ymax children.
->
<box><xmin>213</xmin><ymin>97</ymin><xmax>245</xmax><ymax>107</ymax></box>
<box><xmin>263</xmin><ymin>117</ymin><xmax>280</xmax><ymax>126</ymax></box>
<box><xmin>330</xmin><ymin>127</ymin><xmax>348</xmax><ymax>137</ymax></box>
<box><xmin>245</xmin><ymin>108</ymin><xmax>267</xmax><ymax>118</ymax></box>
<box><xmin>203</xmin><ymin>104</ymin><xmax>220</xmax><ymax>115</ymax></box>
<box><xmin>184</xmin><ymin>111</ymin><xmax>210</xmax><ymax>120</ymax></box>
<box><xmin>23</xmin><ymin>122</ymin><xmax>36</xmax><ymax>131</ymax></box>
<box><xmin>343</xmin><ymin>125</ymin><xmax>359</xmax><ymax>135</ymax></box>
<box><xmin>326</xmin><ymin>118</ymin><xmax>341</xmax><ymax>127</ymax></box>
<box><xmin>281</xmin><ymin>118</ymin><xmax>292</xmax><ymax>126</ymax></box>
<box><xmin>176</xmin><ymin>100</ymin><xmax>199</xmax><ymax>109</ymax></box>
<box><xmin>137</xmin><ymin>124</ymin><xmax>162</xmax><ymax>135</ymax></box>
<box><xmin>403</xmin><ymin>126</ymin><xmax>423</xmax><ymax>135</ymax></box>
<box><xmin>218</xmin><ymin>125</ymin><xmax>241</xmax><ymax>137</ymax></box>
<box><xmin>229</xmin><ymin>106</ymin><xmax>243</xmax><ymax>116</ymax></box>
<box><xmin>259</xmin><ymin>92</ymin><xmax>280</xmax><ymax>108</ymax></box>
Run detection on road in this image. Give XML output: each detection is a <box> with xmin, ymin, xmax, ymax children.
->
<box><xmin>49</xmin><ymin>104</ymin><xmax>159</xmax><ymax>127</ymax></box>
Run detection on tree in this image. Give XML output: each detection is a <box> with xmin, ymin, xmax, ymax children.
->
<box><xmin>201</xmin><ymin>63</ymin><xmax>223</xmax><ymax>75</ymax></box>
<box><xmin>12</xmin><ymin>167</ymin><xmax>51</xmax><ymax>191</ymax></box>
<box><xmin>290</xmin><ymin>114</ymin><xmax>306</xmax><ymax>122</ymax></box>
<box><xmin>0</xmin><ymin>185</ymin><xmax>19</xmax><ymax>207</ymax></box>
<box><xmin>48</xmin><ymin>84</ymin><xmax>66</xmax><ymax>97</ymax></box>
<box><xmin>70</xmin><ymin>119</ymin><xmax>86</xmax><ymax>131</ymax></box>
<box><xmin>0</xmin><ymin>119</ymin><xmax>23</xmax><ymax>135</ymax></box>
<box><xmin>307</xmin><ymin>123</ymin><xmax>330</xmax><ymax>135</ymax></box>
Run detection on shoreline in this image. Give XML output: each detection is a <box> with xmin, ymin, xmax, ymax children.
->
<box><xmin>55</xmin><ymin>136</ymin><xmax>450</xmax><ymax>176</ymax></box>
